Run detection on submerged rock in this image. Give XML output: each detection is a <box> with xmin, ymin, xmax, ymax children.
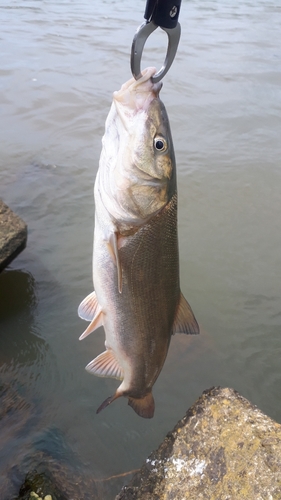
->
<box><xmin>17</xmin><ymin>470</ymin><xmax>65</xmax><ymax>500</ymax></box>
<box><xmin>116</xmin><ymin>387</ymin><xmax>281</xmax><ymax>499</ymax></box>
<box><xmin>0</xmin><ymin>200</ymin><xmax>27</xmax><ymax>271</ymax></box>
<box><xmin>10</xmin><ymin>449</ymin><xmax>100</xmax><ymax>500</ymax></box>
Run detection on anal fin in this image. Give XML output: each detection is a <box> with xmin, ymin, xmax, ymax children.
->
<box><xmin>85</xmin><ymin>350</ymin><xmax>123</xmax><ymax>380</ymax></box>
<box><xmin>128</xmin><ymin>393</ymin><xmax>155</xmax><ymax>419</ymax></box>
<box><xmin>173</xmin><ymin>292</ymin><xmax>200</xmax><ymax>335</ymax></box>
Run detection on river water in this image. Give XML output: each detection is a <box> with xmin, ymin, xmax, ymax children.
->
<box><xmin>0</xmin><ymin>0</ymin><xmax>281</xmax><ymax>497</ymax></box>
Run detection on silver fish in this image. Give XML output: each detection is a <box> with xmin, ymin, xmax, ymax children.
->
<box><xmin>78</xmin><ymin>67</ymin><xmax>199</xmax><ymax>419</ymax></box>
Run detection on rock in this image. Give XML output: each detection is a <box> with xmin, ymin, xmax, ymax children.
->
<box><xmin>8</xmin><ymin>447</ymin><xmax>100</xmax><ymax>500</ymax></box>
<box><xmin>17</xmin><ymin>470</ymin><xmax>65</xmax><ymax>500</ymax></box>
<box><xmin>0</xmin><ymin>199</ymin><xmax>27</xmax><ymax>271</ymax></box>
<box><xmin>116</xmin><ymin>387</ymin><xmax>281</xmax><ymax>499</ymax></box>
<box><xmin>1</xmin><ymin>420</ymin><xmax>108</xmax><ymax>500</ymax></box>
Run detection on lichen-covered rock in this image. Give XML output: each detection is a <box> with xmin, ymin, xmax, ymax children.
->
<box><xmin>116</xmin><ymin>387</ymin><xmax>281</xmax><ymax>499</ymax></box>
<box><xmin>0</xmin><ymin>200</ymin><xmax>27</xmax><ymax>271</ymax></box>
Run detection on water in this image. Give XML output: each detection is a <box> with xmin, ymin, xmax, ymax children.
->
<box><xmin>0</xmin><ymin>0</ymin><xmax>281</xmax><ymax>497</ymax></box>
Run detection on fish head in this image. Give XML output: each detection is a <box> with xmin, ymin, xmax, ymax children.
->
<box><xmin>99</xmin><ymin>68</ymin><xmax>176</xmax><ymax>226</ymax></box>
<box><xmin>130</xmin><ymin>96</ymin><xmax>176</xmax><ymax>183</ymax></box>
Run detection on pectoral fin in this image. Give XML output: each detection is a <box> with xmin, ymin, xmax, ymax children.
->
<box><xmin>107</xmin><ymin>232</ymin><xmax>122</xmax><ymax>294</ymax></box>
<box><xmin>173</xmin><ymin>292</ymin><xmax>200</xmax><ymax>335</ymax></box>
<box><xmin>85</xmin><ymin>350</ymin><xmax>123</xmax><ymax>380</ymax></box>
<box><xmin>128</xmin><ymin>393</ymin><xmax>155</xmax><ymax>419</ymax></box>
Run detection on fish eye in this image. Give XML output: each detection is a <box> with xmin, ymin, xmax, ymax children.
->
<box><xmin>153</xmin><ymin>137</ymin><xmax>167</xmax><ymax>152</ymax></box>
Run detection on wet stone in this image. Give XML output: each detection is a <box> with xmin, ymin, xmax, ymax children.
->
<box><xmin>17</xmin><ymin>470</ymin><xmax>66</xmax><ymax>500</ymax></box>
<box><xmin>0</xmin><ymin>200</ymin><xmax>27</xmax><ymax>272</ymax></box>
<box><xmin>6</xmin><ymin>447</ymin><xmax>100</xmax><ymax>500</ymax></box>
<box><xmin>116</xmin><ymin>387</ymin><xmax>281</xmax><ymax>499</ymax></box>
<box><xmin>13</xmin><ymin>455</ymin><xmax>100</xmax><ymax>500</ymax></box>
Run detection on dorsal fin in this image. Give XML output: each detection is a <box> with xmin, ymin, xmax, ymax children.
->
<box><xmin>107</xmin><ymin>232</ymin><xmax>122</xmax><ymax>294</ymax></box>
<box><xmin>78</xmin><ymin>291</ymin><xmax>100</xmax><ymax>321</ymax></box>
<box><xmin>85</xmin><ymin>350</ymin><xmax>123</xmax><ymax>380</ymax></box>
<box><xmin>173</xmin><ymin>293</ymin><xmax>200</xmax><ymax>335</ymax></box>
<box><xmin>79</xmin><ymin>310</ymin><xmax>103</xmax><ymax>340</ymax></box>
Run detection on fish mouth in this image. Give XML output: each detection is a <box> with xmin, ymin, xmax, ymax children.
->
<box><xmin>113</xmin><ymin>67</ymin><xmax>163</xmax><ymax>114</ymax></box>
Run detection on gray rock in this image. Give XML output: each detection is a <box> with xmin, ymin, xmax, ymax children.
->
<box><xmin>0</xmin><ymin>200</ymin><xmax>27</xmax><ymax>271</ymax></box>
<box><xmin>116</xmin><ymin>387</ymin><xmax>281</xmax><ymax>499</ymax></box>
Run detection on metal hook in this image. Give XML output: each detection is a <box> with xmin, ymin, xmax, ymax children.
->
<box><xmin>130</xmin><ymin>21</ymin><xmax>181</xmax><ymax>84</ymax></box>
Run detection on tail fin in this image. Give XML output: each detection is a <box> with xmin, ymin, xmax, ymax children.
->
<box><xmin>96</xmin><ymin>391</ymin><xmax>155</xmax><ymax>419</ymax></box>
<box><xmin>128</xmin><ymin>393</ymin><xmax>155</xmax><ymax>419</ymax></box>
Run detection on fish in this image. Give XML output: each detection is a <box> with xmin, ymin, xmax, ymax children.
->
<box><xmin>78</xmin><ymin>67</ymin><xmax>199</xmax><ymax>419</ymax></box>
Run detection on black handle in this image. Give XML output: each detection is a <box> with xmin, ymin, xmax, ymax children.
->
<box><xmin>144</xmin><ymin>0</ymin><xmax>182</xmax><ymax>30</ymax></box>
